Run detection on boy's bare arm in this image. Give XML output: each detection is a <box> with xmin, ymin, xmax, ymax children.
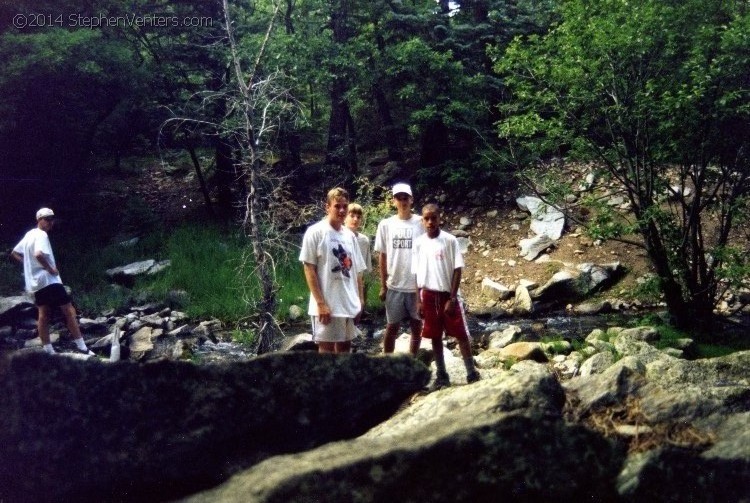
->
<box><xmin>10</xmin><ymin>251</ymin><xmax>22</xmax><ymax>263</ymax></box>
<box><xmin>446</xmin><ymin>267</ymin><xmax>462</xmax><ymax>315</ymax></box>
<box><xmin>450</xmin><ymin>267</ymin><xmax>462</xmax><ymax>299</ymax></box>
<box><xmin>303</xmin><ymin>262</ymin><xmax>331</xmax><ymax>323</ymax></box>
<box><xmin>356</xmin><ymin>272</ymin><xmax>364</xmax><ymax>322</ymax></box>
<box><xmin>378</xmin><ymin>252</ymin><xmax>388</xmax><ymax>300</ymax></box>
<box><xmin>33</xmin><ymin>251</ymin><xmax>58</xmax><ymax>276</ymax></box>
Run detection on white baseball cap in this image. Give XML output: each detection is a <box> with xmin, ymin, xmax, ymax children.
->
<box><xmin>392</xmin><ymin>183</ymin><xmax>412</xmax><ymax>196</ymax></box>
<box><xmin>36</xmin><ymin>208</ymin><xmax>55</xmax><ymax>220</ymax></box>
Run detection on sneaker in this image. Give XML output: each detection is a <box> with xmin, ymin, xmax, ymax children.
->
<box><xmin>76</xmin><ymin>348</ymin><xmax>96</xmax><ymax>357</ymax></box>
<box><xmin>430</xmin><ymin>373</ymin><xmax>451</xmax><ymax>391</ymax></box>
<box><xmin>466</xmin><ymin>370</ymin><xmax>481</xmax><ymax>384</ymax></box>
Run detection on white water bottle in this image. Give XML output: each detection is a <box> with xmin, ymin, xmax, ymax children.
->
<box><xmin>110</xmin><ymin>326</ymin><xmax>121</xmax><ymax>362</ymax></box>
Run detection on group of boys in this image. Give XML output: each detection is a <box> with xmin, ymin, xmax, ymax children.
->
<box><xmin>299</xmin><ymin>183</ymin><xmax>480</xmax><ymax>388</ymax></box>
<box><xmin>12</xmin><ymin>187</ymin><xmax>480</xmax><ymax>387</ymax></box>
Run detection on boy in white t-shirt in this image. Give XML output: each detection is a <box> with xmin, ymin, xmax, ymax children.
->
<box><xmin>374</xmin><ymin>182</ymin><xmax>424</xmax><ymax>355</ymax></box>
<box><xmin>345</xmin><ymin>203</ymin><xmax>372</xmax><ymax>315</ymax></box>
<box><xmin>299</xmin><ymin>188</ymin><xmax>366</xmax><ymax>353</ymax></box>
<box><xmin>11</xmin><ymin>208</ymin><xmax>95</xmax><ymax>356</ymax></box>
<box><xmin>412</xmin><ymin>203</ymin><xmax>479</xmax><ymax>389</ymax></box>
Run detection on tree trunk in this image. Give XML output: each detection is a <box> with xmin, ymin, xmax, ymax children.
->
<box><xmin>420</xmin><ymin>118</ymin><xmax>449</xmax><ymax>168</ymax></box>
<box><xmin>325</xmin><ymin>0</ymin><xmax>357</xmax><ymax>174</ymax></box>
<box><xmin>284</xmin><ymin>0</ymin><xmax>295</xmax><ymax>34</ymax></box>
<box><xmin>186</xmin><ymin>142</ymin><xmax>215</xmax><ymax>218</ymax></box>
<box><xmin>247</xmin><ymin>162</ymin><xmax>278</xmax><ymax>354</ymax></box>
<box><xmin>373</xmin><ymin>84</ymin><xmax>402</xmax><ymax>162</ymax></box>
<box><xmin>326</xmin><ymin>77</ymin><xmax>357</xmax><ymax>172</ymax></box>
<box><xmin>221</xmin><ymin>0</ymin><xmax>283</xmax><ymax>354</ymax></box>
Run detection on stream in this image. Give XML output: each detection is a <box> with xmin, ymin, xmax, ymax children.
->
<box><xmin>193</xmin><ymin>311</ymin><xmax>655</xmax><ymax>364</ymax></box>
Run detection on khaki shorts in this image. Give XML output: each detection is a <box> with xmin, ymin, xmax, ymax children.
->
<box><xmin>311</xmin><ymin>316</ymin><xmax>357</xmax><ymax>343</ymax></box>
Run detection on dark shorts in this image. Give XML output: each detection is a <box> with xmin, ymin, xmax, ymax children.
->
<box><xmin>34</xmin><ymin>284</ymin><xmax>71</xmax><ymax>308</ymax></box>
<box><xmin>420</xmin><ymin>289</ymin><xmax>470</xmax><ymax>341</ymax></box>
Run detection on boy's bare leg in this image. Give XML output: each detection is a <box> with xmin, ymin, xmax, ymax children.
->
<box><xmin>383</xmin><ymin>323</ymin><xmax>400</xmax><ymax>353</ymax></box>
<box><xmin>61</xmin><ymin>303</ymin><xmax>84</xmax><ymax>341</ymax></box>
<box><xmin>318</xmin><ymin>342</ymin><xmax>336</xmax><ymax>353</ymax></box>
<box><xmin>431</xmin><ymin>337</ymin><xmax>450</xmax><ymax>388</ymax></box>
<box><xmin>335</xmin><ymin>341</ymin><xmax>352</xmax><ymax>353</ymax></box>
<box><xmin>37</xmin><ymin>305</ymin><xmax>52</xmax><ymax>345</ymax></box>
<box><xmin>409</xmin><ymin>318</ymin><xmax>423</xmax><ymax>355</ymax></box>
<box><xmin>457</xmin><ymin>338</ymin><xmax>472</xmax><ymax>360</ymax></box>
<box><xmin>458</xmin><ymin>337</ymin><xmax>479</xmax><ymax>382</ymax></box>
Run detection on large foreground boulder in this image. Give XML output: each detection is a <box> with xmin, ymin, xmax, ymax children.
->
<box><xmin>186</xmin><ymin>362</ymin><xmax>624</xmax><ymax>502</ymax></box>
<box><xmin>0</xmin><ymin>352</ymin><xmax>429</xmax><ymax>502</ymax></box>
<box><xmin>565</xmin><ymin>345</ymin><xmax>750</xmax><ymax>501</ymax></box>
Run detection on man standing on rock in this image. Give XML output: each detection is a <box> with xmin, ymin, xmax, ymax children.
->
<box><xmin>374</xmin><ymin>182</ymin><xmax>424</xmax><ymax>354</ymax></box>
<box><xmin>11</xmin><ymin>208</ymin><xmax>94</xmax><ymax>356</ymax></box>
<box><xmin>300</xmin><ymin>188</ymin><xmax>366</xmax><ymax>353</ymax></box>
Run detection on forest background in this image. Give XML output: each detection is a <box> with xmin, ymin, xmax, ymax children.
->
<box><xmin>1</xmin><ymin>0</ymin><xmax>749</xmax><ymax>349</ymax></box>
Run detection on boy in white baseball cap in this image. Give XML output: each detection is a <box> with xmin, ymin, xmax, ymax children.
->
<box><xmin>374</xmin><ymin>182</ymin><xmax>424</xmax><ymax>355</ymax></box>
<box><xmin>11</xmin><ymin>208</ymin><xmax>95</xmax><ymax>356</ymax></box>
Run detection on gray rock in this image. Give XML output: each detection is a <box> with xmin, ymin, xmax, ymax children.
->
<box><xmin>106</xmin><ymin>259</ymin><xmax>155</xmax><ymax>278</ymax></box>
<box><xmin>281</xmin><ymin>333</ymin><xmax>316</xmax><ymax>351</ymax></box>
<box><xmin>576</xmin><ymin>262</ymin><xmax>624</xmax><ymax>294</ymax></box>
<box><xmin>168</xmin><ymin>324</ymin><xmax>192</xmax><ymax>337</ymax></box>
<box><xmin>488</xmin><ymin>325</ymin><xmax>522</xmax><ymax>349</ymax></box>
<box><xmin>187</xmin><ymin>362</ymin><xmax>622</xmax><ymax>503</ymax></box>
<box><xmin>512</xmin><ymin>285</ymin><xmax>534</xmax><ymax>315</ymax></box>
<box><xmin>579</xmin><ymin>352</ymin><xmax>616</xmax><ymax>377</ymax></box>
<box><xmin>516</xmin><ymin>196</ymin><xmax>566</xmax><ymax>240</ymax></box>
<box><xmin>617</xmin><ymin>326</ymin><xmax>660</xmax><ymax>342</ymax></box>
<box><xmin>617</xmin><ymin>446</ymin><xmax>750</xmax><ymax>502</ymax></box>
<box><xmin>170</xmin><ymin>310</ymin><xmax>189</xmax><ymax>322</ymax></box>
<box><xmin>519</xmin><ymin>234</ymin><xmax>556</xmax><ymax>261</ymax></box>
<box><xmin>481</xmin><ymin>277</ymin><xmax>513</xmax><ymax>300</ymax></box>
<box><xmin>564</xmin><ymin>356</ymin><xmax>647</xmax><ymax>419</ymax></box>
<box><xmin>499</xmin><ymin>342</ymin><xmax>547</xmax><ymax>363</ymax></box>
<box><xmin>532</xmin><ymin>269</ymin><xmax>578</xmax><ymax>301</ymax></box>
<box><xmin>129</xmin><ymin>326</ymin><xmax>154</xmax><ymax>360</ymax></box>
<box><xmin>147</xmin><ymin>259</ymin><xmax>171</xmax><ymax>275</ymax></box>
<box><xmin>0</xmin><ymin>296</ymin><xmax>33</xmax><ymax>325</ymax></box>
<box><xmin>287</xmin><ymin>304</ymin><xmax>304</xmax><ymax>321</ymax></box>
<box><xmin>573</xmin><ymin>301</ymin><xmax>612</xmax><ymax>315</ymax></box>
<box><xmin>192</xmin><ymin>319</ymin><xmax>223</xmax><ymax>341</ymax></box>
<box><xmin>456</xmin><ymin>236</ymin><xmax>471</xmax><ymax>254</ymax></box>
<box><xmin>140</xmin><ymin>313</ymin><xmax>166</xmax><ymax>328</ymax></box>
<box><xmin>0</xmin><ymin>352</ymin><xmax>429</xmax><ymax>503</ymax></box>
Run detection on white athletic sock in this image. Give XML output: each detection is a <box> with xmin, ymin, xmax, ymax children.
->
<box><xmin>43</xmin><ymin>344</ymin><xmax>56</xmax><ymax>354</ymax></box>
<box><xmin>74</xmin><ymin>338</ymin><xmax>88</xmax><ymax>351</ymax></box>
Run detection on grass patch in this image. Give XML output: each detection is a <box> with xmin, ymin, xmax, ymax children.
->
<box><xmin>48</xmin><ymin>222</ymin><xmax>317</xmax><ymax>324</ymax></box>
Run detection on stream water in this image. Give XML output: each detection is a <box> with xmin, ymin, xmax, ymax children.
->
<box><xmin>192</xmin><ymin>311</ymin><xmax>653</xmax><ymax>364</ymax></box>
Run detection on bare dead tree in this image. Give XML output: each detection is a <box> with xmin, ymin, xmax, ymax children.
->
<box><xmin>221</xmin><ymin>0</ymin><xmax>303</xmax><ymax>353</ymax></box>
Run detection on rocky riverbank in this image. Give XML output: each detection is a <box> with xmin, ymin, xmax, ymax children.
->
<box><xmin>1</xmin><ymin>318</ymin><xmax>748</xmax><ymax>502</ymax></box>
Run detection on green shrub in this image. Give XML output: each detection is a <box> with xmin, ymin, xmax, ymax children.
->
<box><xmin>352</xmin><ymin>176</ymin><xmax>395</xmax><ymax>237</ymax></box>
<box><xmin>231</xmin><ymin>328</ymin><xmax>257</xmax><ymax>346</ymax></box>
